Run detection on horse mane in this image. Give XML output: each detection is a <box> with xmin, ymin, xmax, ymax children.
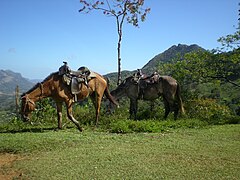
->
<box><xmin>118</xmin><ymin>76</ymin><xmax>132</xmax><ymax>87</ymax></box>
<box><xmin>41</xmin><ymin>71</ymin><xmax>58</xmax><ymax>83</ymax></box>
<box><xmin>111</xmin><ymin>76</ymin><xmax>131</xmax><ymax>93</ymax></box>
<box><xmin>22</xmin><ymin>72</ymin><xmax>58</xmax><ymax>96</ymax></box>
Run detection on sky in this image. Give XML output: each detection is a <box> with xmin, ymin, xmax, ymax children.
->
<box><xmin>0</xmin><ymin>0</ymin><xmax>239</xmax><ymax>79</ymax></box>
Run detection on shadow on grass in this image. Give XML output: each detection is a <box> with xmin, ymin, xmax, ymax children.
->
<box><xmin>0</xmin><ymin>127</ymin><xmax>56</xmax><ymax>134</ymax></box>
<box><xmin>0</xmin><ymin>126</ymin><xmax>76</xmax><ymax>134</ymax></box>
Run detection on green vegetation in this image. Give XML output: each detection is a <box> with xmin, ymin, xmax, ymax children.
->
<box><xmin>1</xmin><ymin>97</ymin><xmax>239</xmax><ymax>134</ymax></box>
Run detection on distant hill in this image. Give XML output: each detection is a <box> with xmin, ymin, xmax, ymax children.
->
<box><xmin>0</xmin><ymin>70</ymin><xmax>34</xmax><ymax>111</ymax></box>
<box><xmin>0</xmin><ymin>70</ymin><xmax>34</xmax><ymax>95</ymax></box>
<box><xmin>105</xmin><ymin>44</ymin><xmax>205</xmax><ymax>83</ymax></box>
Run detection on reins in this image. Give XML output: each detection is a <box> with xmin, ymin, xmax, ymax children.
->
<box><xmin>22</xmin><ymin>83</ymin><xmax>44</xmax><ymax>112</ymax></box>
<box><xmin>22</xmin><ymin>95</ymin><xmax>35</xmax><ymax>113</ymax></box>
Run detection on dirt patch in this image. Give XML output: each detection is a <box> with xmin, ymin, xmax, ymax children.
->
<box><xmin>0</xmin><ymin>153</ymin><xmax>24</xmax><ymax>180</ymax></box>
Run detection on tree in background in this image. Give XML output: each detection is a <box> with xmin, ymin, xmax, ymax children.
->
<box><xmin>212</xmin><ymin>2</ymin><xmax>240</xmax><ymax>87</ymax></box>
<box><xmin>79</xmin><ymin>0</ymin><xmax>150</xmax><ymax>84</ymax></box>
<box><xmin>218</xmin><ymin>2</ymin><xmax>240</xmax><ymax>51</ymax></box>
<box><xmin>218</xmin><ymin>31</ymin><xmax>240</xmax><ymax>50</ymax></box>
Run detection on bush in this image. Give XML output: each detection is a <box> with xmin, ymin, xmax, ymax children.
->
<box><xmin>109</xmin><ymin>119</ymin><xmax>132</xmax><ymax>133</ymax></box>
<box><xmin>30</xmin><ymin>98</ymin><xmax>57</xmax><ymax>125</ymax></box>
<box><xmin>185</xmin><ymin>99</ymin><xmax>235</xmax><ymax>124</ymax></box>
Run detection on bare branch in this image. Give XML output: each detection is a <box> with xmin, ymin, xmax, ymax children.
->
<box><xmin>206</xmin><ymin>75</ymin><xmax>240</xmax><ymax>88</ymax></box>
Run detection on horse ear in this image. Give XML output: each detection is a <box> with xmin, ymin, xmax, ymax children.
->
<box><xmin>21</xmin><ymin>94</ymin><xmax>28</xmax><ymax>101</ymax></box>
<box><xmin>21</xmin><ymin>92</ymin><xmax>27</xmax><ymax>98</ymax></box>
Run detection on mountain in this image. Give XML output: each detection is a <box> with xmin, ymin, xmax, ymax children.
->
<box><xmin>0</xmin><ymin>70</ymin><xmax>34</xmax><ymax>111</ymax></box>
<box><xmin>105</xmin><ymin>44</ymin><xmax>205</xmax><ymax>83</ymax></box>
<box><xmin>0</xmin><ymin>70</ymin><xmax>34</xmax><ymax>96</ymax></box>
<box><xmin>141</xmin><ymin>44</ymin><xmax>205</xmax><ymax>73</ymax></box>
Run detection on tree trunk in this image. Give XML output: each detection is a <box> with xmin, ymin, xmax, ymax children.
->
<box><xmin>116</xmin><ymin>15</ymin><xmax>124</xmax><ymax>85</ymax></box>
<box><xmin>117</xmin><ymin>41</ymin><xmax>121</xmax><ymax>85</ymax></box>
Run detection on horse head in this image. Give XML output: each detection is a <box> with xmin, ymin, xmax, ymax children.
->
<box><xmin>20</xmin><ymin>94</ymin><xmax>36</xmax><ymax>121</ymax></box>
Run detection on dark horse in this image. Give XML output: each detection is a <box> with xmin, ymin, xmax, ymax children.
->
<box><xmin>110</xmin><ymin>74</ymin><xmax>185</xmax><ymax>120</ymax></box>
<box><xmin>21</xmin><ymin>71</ymin><xmax>118</xmax><ymax>131</ymax></box>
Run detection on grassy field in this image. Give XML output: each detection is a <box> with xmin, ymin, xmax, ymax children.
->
<box><xmin>0</xmin><ymin>124</ymin><xmax>239</xmax><ymax>179</ymax></box>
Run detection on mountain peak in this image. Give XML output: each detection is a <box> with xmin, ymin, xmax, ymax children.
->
<box><xmin>168</xmin><ymin>44</ymin><xmax>203</xmax><ymax>52</ymax></box>
<box><xmin>142</xmin><ymin>44</ymin><xmax>205</xmax><ymax>73</ymax></box>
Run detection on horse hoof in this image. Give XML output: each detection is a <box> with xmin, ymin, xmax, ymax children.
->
<box><xmin>78</xmin><ymin>127</ymin><xmax>84</xmax><ymax>132</ymax></box>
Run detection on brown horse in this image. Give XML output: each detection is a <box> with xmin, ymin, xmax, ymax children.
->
<box><xmin>110</xmin><ymin>74</ymin><xmax>185</xmax><ymax>120</ymax></box>
<box><xmin>21</xmin><ymin>71</ymin><xmax>118</xmax><ymax>131</ymax></box>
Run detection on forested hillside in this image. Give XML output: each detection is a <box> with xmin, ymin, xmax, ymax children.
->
<box><xmin>0</xmin><ymin>70</ymin><xmax>33</xmax><ymax>95</ymax></box>
<box><xmin>0</xmin><ymin>70</ymin><xmax>33</xmax><ymax>110</ymax></box>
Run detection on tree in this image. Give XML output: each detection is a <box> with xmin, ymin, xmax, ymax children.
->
<box><xmin>79</xmin><ymin>0</ymin><xmax>150</xmax><ymax>84</ymax></box>
<box><xmin>218</xmin><ymin>31</ymin><xmax>240</xmax><ymax>51</ymax></box>
<box><xmin>214</xmin><ymin>2</ymin><xmax>240</xmax><ymax>87</ymax></box>
<box><xmin>217</xmin><ymin>3</ymin><xmax>240</xmax><ymax>51</ymax></box>
<box><xmin>161</xmin><ymin>50</ymin><xmax>240</xmax><ymax>91</ymax></box>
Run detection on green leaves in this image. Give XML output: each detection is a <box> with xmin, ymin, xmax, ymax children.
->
<box><xmin>161</xmin><ymin>49</ymin><xmax>240</xmax><ymax>90</ymax></box>
<box><xmin>79</xmin><ymin>0</ymin><xmax>150</xmax><ymax>27</ymax></box>
<box><xmin>218</xmin><ymin>31</ymin><xmax>240</xmax><ymax>51</ymax></box>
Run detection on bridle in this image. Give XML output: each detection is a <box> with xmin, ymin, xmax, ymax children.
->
<box><xmin>22</xmin><ymin>83</ymin><xmax>44</xmax><ymax>114</ymax></box>
<box><xmin>22</xmin><ymin>95</ymin><xmax>36</xmax><ymax>112</ymax></box>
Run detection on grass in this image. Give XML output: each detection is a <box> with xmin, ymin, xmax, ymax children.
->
<box><xmin>0</xmin><ymin>124</ymin><xmax>239</xmax><ymax>179</ymax></box>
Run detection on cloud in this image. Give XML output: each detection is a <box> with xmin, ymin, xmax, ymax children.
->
<box><xmin>8</xmin><ymin>48</ymin><xmax>16</xmax><ymax>53</ymax></box>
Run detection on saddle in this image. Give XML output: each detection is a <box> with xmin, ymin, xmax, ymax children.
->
<box><xmin>59</xmin><ymin>63</ymin><xmax>97</xmax><ymax>101</ymax></box>
<box><xmin>133</xmin><ymin>72</ymin><xmax>160</xmax><ymax>87</ymax></box>
<box><xmin>133</xmin><ymin>71</ymin><xmax>160</xmax><ymax>99</ymax></box>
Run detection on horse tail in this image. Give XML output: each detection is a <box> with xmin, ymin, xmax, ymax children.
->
<box><xmin>176</xmin><ymin>83</ymin><xmax>185</xmax><ymax>114</ymax></box>
<box><xmin>104</xmin><ymin>86</ymin><xmax>119</xmax><ymax>107</ymax></box>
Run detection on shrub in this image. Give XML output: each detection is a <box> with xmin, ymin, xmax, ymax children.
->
<box><xmin>109</xmin><ymin>119</ymin><xmax>132</xmax><ymax>133</ymax></box>
<box><xmin>30</xmin><ymin>98</ymin><xmax>57</xmax><ymax>125</ymax></box>
<box><xmin>185</xmin><ymin>99</ymin><xmax>234</xmax><ymax>124</ymax></box>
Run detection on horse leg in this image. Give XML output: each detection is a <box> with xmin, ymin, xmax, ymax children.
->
<box><xmin>173</xmin><ymin>104</ymin><xmax>179</xmax><ymax>120</ymax></box>
<box><xmin>130</xmin><ymin>99</ymin><xmax>138</xmax><ymax>120</ymax></box>
<box><xmin>56</xmin><ymin>102</ymin><xmax>63</xmax><ymax>129</ymax></box>
<box><xmin>134</xmin><ymin>99</ymin><xmax>138</xmax><ymax>120</ymax></box>
<box><xmin>129</xmin><ymin>99</ymin><xmax>134</xmax><ymax>119</ymax></box>
<box><xmin>65</xmin><ymin>102</ymin><xmax>83</xmax><ymax>132</ymax></box>
<box><xmin>163</xmin><ymin>97</ymin><xmax>170</xmax><ymax>119</ymax></box>
<box><xmin>90</xmin><ymin>93</ymin><xmax>102</xmax><ymax>126</ymax></box>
